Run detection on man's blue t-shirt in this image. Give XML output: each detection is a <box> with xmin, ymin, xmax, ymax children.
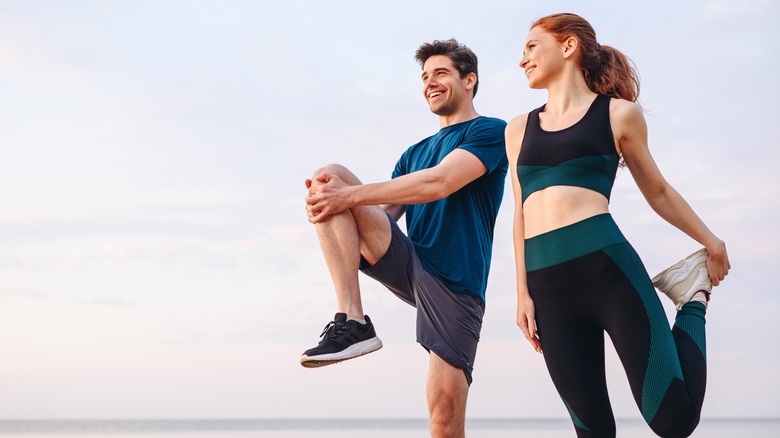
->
<box><xmin>392</xmin><ymin>116</ymin><xmax>507</xmax><ymax>302</ymax></box>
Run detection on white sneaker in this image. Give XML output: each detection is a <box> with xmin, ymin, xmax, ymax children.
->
<box><xmin>651</xmin><ymin>248</ymin><xmax>712</xmax><ymax>310</ymax></box>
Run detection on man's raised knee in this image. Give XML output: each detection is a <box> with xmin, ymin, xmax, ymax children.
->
<box><xmin>311</xmin><ymin>163</ymin><xmax>362</xmax><ymax>187</ymax></box>
<box><xmin>312</xmin><ymin>163</ymin><xmax>345</xmax><ymax>178</ymax></box>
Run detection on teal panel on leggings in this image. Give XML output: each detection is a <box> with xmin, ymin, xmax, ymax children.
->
<box><xmin>602</xmin><ymin>244</ymin><xmax>684</xmax><ymax>424</ymax></box>
<box><xmin>675</xmin><ymin>302</ymin><xmax>707</xmax><ymax>358</ymax></box>
<box><xmin>563</xmin><ymin>398</ymin><xmax>590</xmax><ymax>431</ymax></box>
<box><xmin>524</xmin><ymin>214</ymin><xmax>626</xmax><ymax>272</ymax></box>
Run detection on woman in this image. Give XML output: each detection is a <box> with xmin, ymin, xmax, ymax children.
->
<box><xmin>505</xmin><ymin>13</ymin><xmax>730</xmax><ymax>437</ymax></box>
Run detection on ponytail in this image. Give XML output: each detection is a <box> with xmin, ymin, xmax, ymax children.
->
<box><xmin>587</xmin><ymin>45</ymin><xmax>639</xmax><ymax>102</ymax></box>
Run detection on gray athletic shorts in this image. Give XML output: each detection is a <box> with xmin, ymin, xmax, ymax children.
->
<box><xmin>359</xmin><ymin>215</ymin><xmax>485</xmax><ymax>385</ymax></box>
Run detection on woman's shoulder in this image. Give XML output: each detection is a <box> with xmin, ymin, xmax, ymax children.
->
<box><xmin>505</xmin><ymin>113</ymin><xmax>530</xmax><ymax>154</ymax></box>
<box><xmin>506</xmin><ymin>113</ymin><xmax>530</xmax><ymax>134</ymax></box>
<box><xmin>608</xmin><ymin>97</ymin><xmax>643</xmax><ymax>119</ymax></box>
<box><xmin>608</xmin><ymin>97</ymin><xmax>646</xmax><ymax>133</ymax></box>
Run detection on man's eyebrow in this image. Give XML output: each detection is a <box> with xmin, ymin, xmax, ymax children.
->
<box><xmin>421</xmin><ymin>67</ymin><xmax>452</xmax><ymax>79</ymax></box>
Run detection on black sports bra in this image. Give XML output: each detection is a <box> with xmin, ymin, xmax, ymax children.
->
<box><xmin>517</xmin><ymin>94</ymin><xmax>619</xmax><ymax>203</ymax></box>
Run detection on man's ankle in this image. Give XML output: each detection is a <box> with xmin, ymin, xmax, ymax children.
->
<box><xmin>347</xmin><ymin>315</ymin><xmax>366</xmax><ymax>325</ymax></box>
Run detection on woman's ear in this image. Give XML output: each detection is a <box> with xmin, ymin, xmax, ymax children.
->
<box><xmin>562</xmin><ymin>36</ymin><xmax>579</xmax><ymax>59</ymax></box>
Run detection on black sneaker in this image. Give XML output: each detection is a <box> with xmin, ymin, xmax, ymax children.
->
<box><xmin>300</xmin><ymin>313</ymin><xmax>383</xmax><ymax>368</ymax></box>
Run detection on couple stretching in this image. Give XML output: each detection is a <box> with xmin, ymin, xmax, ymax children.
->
<box><xmin>300</xmin><ymin>13</ymin><xmax>730</xmax><ymax>438</ymax></box>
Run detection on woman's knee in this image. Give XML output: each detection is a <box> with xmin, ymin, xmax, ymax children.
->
<box><xmin>649</xmin><ymin>411</ymin><xmax>699</xmax><ymax>438</ymax></box>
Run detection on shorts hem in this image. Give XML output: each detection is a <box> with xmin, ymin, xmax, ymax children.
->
<box><xmin>419</xmin><ymin>342</ymin><xmax>474</xmax><ymax>386</ymax></box>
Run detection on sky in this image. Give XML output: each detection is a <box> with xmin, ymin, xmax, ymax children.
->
<box><xmin>1</xmin><ymin>0</ymin><xmax>778</xmax><ymax>422</ymax></box>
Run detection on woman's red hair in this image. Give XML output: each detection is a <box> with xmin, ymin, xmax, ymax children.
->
<box><xmin>532</xmin><ymin>13</ymin><xmax>640</xmax><ymax>102</ymax></box>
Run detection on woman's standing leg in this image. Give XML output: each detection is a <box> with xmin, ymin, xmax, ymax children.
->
<box><xmin>529</xmin><ymin>262</ymin><xmax>617</xmax><ymax>438</ymax></box>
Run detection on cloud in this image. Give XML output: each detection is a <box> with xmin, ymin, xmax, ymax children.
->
<box><xmin>74</xmin><ymin>297</ymin><xmax>138</xmax><ymax>308</ymax></box>
<box><xmin>700</xmin><ymin>0</ymin><xmax>779</xmax><ymax>20</ymax></box>
<box><xmin>0</xmin><ymin>287</ymin><xmax>50</xmax><ymax>299</ymax></box>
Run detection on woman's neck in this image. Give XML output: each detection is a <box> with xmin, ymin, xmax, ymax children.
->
<box><xmin>544</xmin><ymin>70</ymin><xmax>596</xmax><ymax>115</ymax></box>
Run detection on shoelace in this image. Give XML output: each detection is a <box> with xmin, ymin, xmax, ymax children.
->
<box><xmin>319</xmin><ymin>320</ymin><xmax>353</xmax><ymax>342</ymax></box>
<box><xmin>319</xmin><ymin>321</ymin><xmax>337</xmax><ymax>339</ymax></box>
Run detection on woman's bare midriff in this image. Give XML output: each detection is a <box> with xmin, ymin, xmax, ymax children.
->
<box><xmin>523</xmin><ymin>186</ymin><xmax>610</xmax><ymax>239</ymax></box>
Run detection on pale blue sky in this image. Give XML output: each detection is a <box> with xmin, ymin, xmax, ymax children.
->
<box><xmin>1</xmin><ymin>0</ymin><xmax>778</xmax><ymax>421</ymax></box>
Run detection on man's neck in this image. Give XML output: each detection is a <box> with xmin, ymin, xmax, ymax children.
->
<box><xmin>438</xmin><ymin>107</ymin><xmax>480</xmax><ymax>128</ymax></box>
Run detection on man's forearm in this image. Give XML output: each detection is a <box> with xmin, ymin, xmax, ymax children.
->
<box><xmin>350</xmin><ymin>169</ymin><xmax>449</xmax><ymax>207</ymax></box>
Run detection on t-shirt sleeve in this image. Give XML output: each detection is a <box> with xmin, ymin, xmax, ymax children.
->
<box><xmin>392</xmin><ymin>149</ymin><xmax>408</xmax><ymax>179</ymax></box>
<box><xmin>458</xmin><ymin>117</ymin><xmax>508</xmax><ymax>173</ymax></box>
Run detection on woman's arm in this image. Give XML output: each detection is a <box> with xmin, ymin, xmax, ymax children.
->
<box><xmin>506</xmin><ymin>114</ymin><xmax>542</xmax><ymax>352</ymax></box>
<box><xmin>613</xmin><ymin>99</ymin><xmax>731</xmax><ymax>284</ymax></box>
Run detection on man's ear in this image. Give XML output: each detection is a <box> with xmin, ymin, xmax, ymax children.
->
<box><xmin>465</xmin><ymin>72</ymin><xmax>477</xmax><ymax>91</ymax></box>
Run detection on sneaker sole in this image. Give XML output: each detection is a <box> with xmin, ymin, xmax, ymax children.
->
<box><xmin>300</xmin><ymin>337</ymin><xmax>383</xmax><ymax>368</ymax></box>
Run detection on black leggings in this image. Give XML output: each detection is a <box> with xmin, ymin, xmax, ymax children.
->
<box><xmin>525</xmin><ymin>214</ymin><xmax>707</xmax><ymax>438</ymax></box>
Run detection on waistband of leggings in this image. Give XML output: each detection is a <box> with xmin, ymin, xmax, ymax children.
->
<box><xmin>524</xmin><ymin>213</ymin><xmax>627</xmax><ymax>272</ymax></box>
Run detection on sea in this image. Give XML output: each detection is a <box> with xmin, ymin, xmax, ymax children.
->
<box><xmin>0</xmin><ymin>418</ymin><xmax>778</xmax><ymax>437</ymax></box>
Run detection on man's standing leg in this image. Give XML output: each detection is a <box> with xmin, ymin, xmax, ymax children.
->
<box><xmin>427</xmin><ymin>352</ymin><xmax>469</xmax><ymax>438</ymax></box>
<box><xmin>300</xmin><ymin>164</ymin><xmax>391</xmax><ymax>367</ymax></box>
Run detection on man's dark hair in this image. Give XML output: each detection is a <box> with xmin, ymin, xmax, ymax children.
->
<box><xmin>415</xmin><ymin>38</ymin><xmax>479</xmax><ymax>98</ymax></box>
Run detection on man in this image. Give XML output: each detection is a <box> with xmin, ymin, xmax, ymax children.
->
<box><xmin>301</xmin><ymin>39</ymin><xmax>507</xmax><ymax>438</ymax></box>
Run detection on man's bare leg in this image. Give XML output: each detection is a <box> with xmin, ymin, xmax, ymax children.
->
<box><xmin>427</xmin><ymin>352</ymin><xmax>469</xmax><ymax>438</ymax></box>
<box><xmin>315</xmin><ymin>209</ymin><xmax>365</xmax><ymax>319</ymax></box>
<box><xmin>310</xmin><ymin>164</ymin><xmax>392</xmax><ymax>318</ymax></box>
<box><xmin>300</xmin><ymin>164</ymin><xmax>392</xmax><ymax>367</ymax></box>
